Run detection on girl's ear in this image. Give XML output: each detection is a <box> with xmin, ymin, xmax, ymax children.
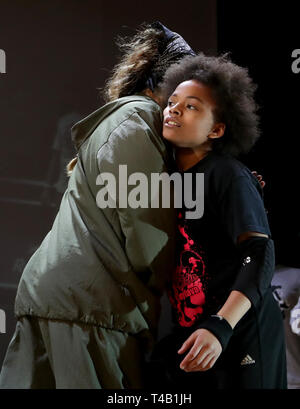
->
<box><xmin>208</xmin><ymin>123</ymin><xmax>226</xmax><ymax>139</ymax></box>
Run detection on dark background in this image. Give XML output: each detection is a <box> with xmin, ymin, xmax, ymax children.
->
<box><xmin>217</xmin><ymin>2</ymin><xmax>300</xmax><ymax>269</ymax></box>
<box><xmin>0</xmin><ymin>0</ymin><xmax>299</xmax><ymax>368</ymax></box>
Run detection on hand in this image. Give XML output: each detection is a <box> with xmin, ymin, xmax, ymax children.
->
<box><xmin>178</xmin><ymin>328</ymin><xmax>222</xmax><ymax>372</ymax></box>
<box><xmin>252</xmin><ymin>171</ymin><xmax>266</xmax><ymax>189</ymax></box>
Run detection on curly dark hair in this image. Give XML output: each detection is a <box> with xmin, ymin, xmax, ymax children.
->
<box><xmin>159</xmin><ymin>53</ymin><xmax>261</xmax><ymax>156</ymax></box>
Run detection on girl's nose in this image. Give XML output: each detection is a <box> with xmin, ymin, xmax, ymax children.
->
<box><xmin>170</xmin><ymin>104</ymin><xmax>181</xmax><ymax>115</ymax></box>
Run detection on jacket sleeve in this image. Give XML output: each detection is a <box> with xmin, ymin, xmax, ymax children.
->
<box><xmin>96</xmin><ymin>105</ymin><xmax>176</xmax><ymax>293</ymax></box>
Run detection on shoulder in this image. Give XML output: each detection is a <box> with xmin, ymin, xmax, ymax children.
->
<box><xmin>88</xmin><ymin>96</ymin><xmax>162</xmax><ymax>149</ymax></box>
<box><xmin>95</xmin><ymin>96</ymin><xmax>163</xmax><ymax>146</ymax></box>
<box><xmin>209</xmin><ymin>153</ymin><xmax>257</xmax><ymax>184</ymax></box>
<box><xmin>206</xmin><ymin>153</ymin><xmax>262</xmax><ymax>197</ymax></box>
<box><xmin>111</xmin><ymin>96</ymin><xmax>162</xmax><ymax>125</ymax></box>
<box><xmin>210</xmin><ymin>153</ymin><xmax>252</xmax><ymax>179</ymax></box>
<box><xmin>72</xmin><ymin>95</ymin><xmax>162</xmax><ymax>151</ymax></box>
<box><xmin>95</xmin><ymin>96</ymin><xmax>166</xmax><ymax>161</ymax></box>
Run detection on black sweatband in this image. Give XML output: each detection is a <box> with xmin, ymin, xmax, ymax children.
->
<box><xmin>198</xmin><ymin>315</ymin><xmax>233</xmax><ymax>352</ymax></box>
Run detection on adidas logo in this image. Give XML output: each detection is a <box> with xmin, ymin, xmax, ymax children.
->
<box><xmin>240</xmin><ymin>354</ymin><xmax>255</xmax><ymax>366</ymax></box>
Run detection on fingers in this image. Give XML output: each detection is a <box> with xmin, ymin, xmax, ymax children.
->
<box><xmin>182</xmin><ymin>346</ymin><xmax>211</xmax><ymax>370</ymax></box>
<box><xmin>178</xmin><ymin>332</ymin><xmax>197</xmax><ymax>355</ymax></box>
<box><xmin>178</xmin><ymin>329</ymin><xmax>222</xmax><ymax>373</ymax></box>
<box><xmin>181</xmin><ymin>344</ymin><xmax>218</xmax><ymax>372</ymax></box>
<box><xmin>188</xmin><ymin>354</ymin><xmax>218</xmax><ymax>372</ymax></box>
<box><xmin>179</xmin><ymin>338</ymin><xmax>203</xmax><ymax>369</ymax></box>
<box><xmin>251</xmin><ymin>171</ymin><xmax>266</xmax><ymax>188</ymax></box>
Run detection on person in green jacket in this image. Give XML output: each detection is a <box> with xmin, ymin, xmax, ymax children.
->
<box><xmin>0</xmin><ymin>21</ymin><xmax>195</xmax><ymax>389</ymax></box>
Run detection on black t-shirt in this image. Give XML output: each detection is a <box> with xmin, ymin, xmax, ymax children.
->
<box><xmin>168</xmin><ymin>151</ymin><xmax>271</xmax><ymax>328</ymax></box>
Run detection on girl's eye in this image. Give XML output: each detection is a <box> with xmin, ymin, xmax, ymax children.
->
<box><xmin>187</xmin><ymin>104</ymin><xmax>196</xmax><ymax>110</ymax></box>
<box><xmin>168</xmin><ymin>100</ymin><xmax>174</xmax><ymax>106</ymax></box>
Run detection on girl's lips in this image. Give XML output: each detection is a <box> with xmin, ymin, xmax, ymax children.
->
<box><xmin>164</xmin><ymin>117</ymin><xmax>181</xmax><ymax>127</ymax></box>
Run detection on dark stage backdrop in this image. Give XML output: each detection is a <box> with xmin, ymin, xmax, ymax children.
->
<box><xmin>217</xmin><ymin>2</ymin><xmax>300</xmax><ymax>269</ymax></box>
<box><xmin>0</xmin><ymin>0</ymin><xmax>217</xmax><ymax>367</ymax></box>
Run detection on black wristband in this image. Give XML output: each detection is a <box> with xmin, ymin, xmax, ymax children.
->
<box><xmin>198</xmin><ymin>315</ymin><xmax>233</xmax><ymax>352</ymax></box>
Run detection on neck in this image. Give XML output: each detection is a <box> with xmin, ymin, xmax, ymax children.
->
<box><xmin>142</xmin><ymin>88</ymin><xmax>163</xmax><ymax>107</ymax></box>
<box><xmin>175</xmin><ymin>145</ymin><xmax>212</xmax><ymax>171</ymax></box>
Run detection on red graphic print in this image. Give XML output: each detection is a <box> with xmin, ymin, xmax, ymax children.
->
<box><xmin>168</xmin><ymin>212</ymin><xmax>206</xmax><ymax>327</ymax></box>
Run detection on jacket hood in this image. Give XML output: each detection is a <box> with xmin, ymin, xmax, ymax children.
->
<box><xmin>71</xmin><ymin>95</ymin><xmax>158</xmax><ymax>152</ymax></box>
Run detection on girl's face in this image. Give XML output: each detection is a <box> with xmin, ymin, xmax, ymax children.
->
<box><xmin>163</xmin><ymin>79</ymin><xmax>224</xmax><ymax>149</ymax></box>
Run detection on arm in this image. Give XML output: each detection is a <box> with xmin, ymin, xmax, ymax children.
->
<box><xmin>178</xmin><ymin>171</ymin><xmax>273</xmax><ymax>372</ymax></box>
<box><xmin>216</xmin><ymin>290</ymin><xmax>251</xmax><ymax>329</ymax></box>
<box><xmin>178</xmin><ymin>230</ymin><xmax>270</xmax><ymax>372</ymax></box>
<box><xmin>177</xmin><ymin>291</ymin><xmax>249</xmax><ymax>373</ymax></box>
<box><xmin>217</xmin><ymin>231</ymin><xmax>268</xmax><ymax>328</ymax></box>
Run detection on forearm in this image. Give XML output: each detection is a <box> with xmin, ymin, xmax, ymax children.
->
<box><xmin>231</xmin><ymin>235</ymin><xmax>275</xmax><ymax>308</ymax></box>
<box><xmin>180</xmin><ymin>290</ymin><xmax>251</xmax><ymax>368</ymax></box>
<box><xmin>217</xmin><ymin>290</ymin><xmax>251</xmax><ymax>329</ymax></box>
<box><xmin>189</xmin><ymin>234</ymin><xmax>273</xmax><ymax>356</ymax></box>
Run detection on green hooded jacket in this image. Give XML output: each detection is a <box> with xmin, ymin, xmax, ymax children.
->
<box><xmin>14</xmin><ymin>95</ymin><xmax>176</xmax><ymax>344</ymax></box>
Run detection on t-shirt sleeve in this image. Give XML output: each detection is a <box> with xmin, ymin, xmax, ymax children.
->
<box><xmin>219</xmin><ymin>174</ymin><xmax>271</xmax><ymax>244</ymax></box>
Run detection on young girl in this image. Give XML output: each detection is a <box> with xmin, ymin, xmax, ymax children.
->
<box><xmin>148</xmin><ymin>53</ymin><xmax>287</xmax><ymax>389</ymax></box>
